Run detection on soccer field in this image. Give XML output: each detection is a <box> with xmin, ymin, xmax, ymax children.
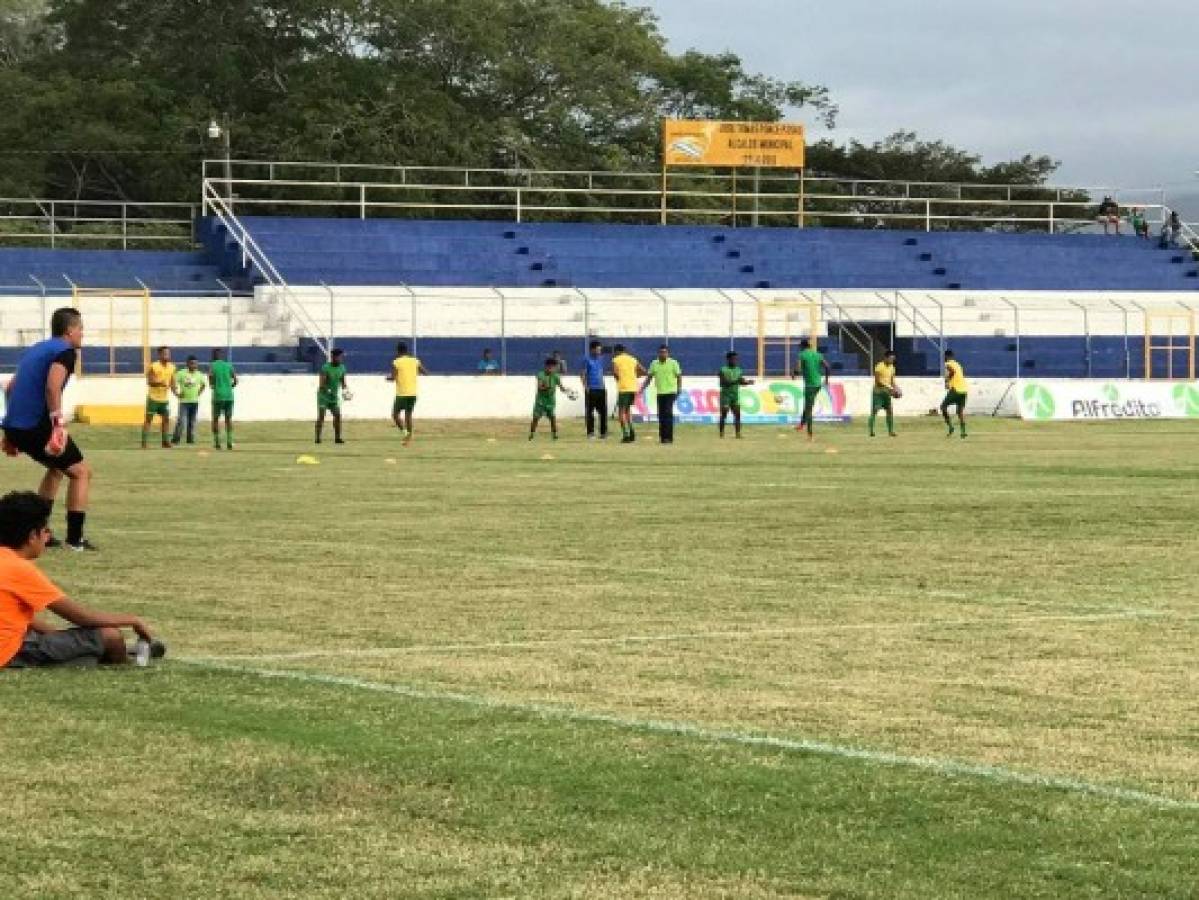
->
<box><xmin>2</xmin><ymin>418</ymin><xmax>1197</xmax><ymax>898</ymax></box>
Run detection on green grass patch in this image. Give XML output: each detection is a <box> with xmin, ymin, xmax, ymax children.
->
<box><xmin>1</xmin><ymin>418</ymin><xmax>1197</xmax><ymax>897</ymax></box>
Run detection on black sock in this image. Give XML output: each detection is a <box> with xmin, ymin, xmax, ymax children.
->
<box><xmin>66</xmin><ymin>511</ymin><xmax>85</xmax><ymax>545</ymax></box>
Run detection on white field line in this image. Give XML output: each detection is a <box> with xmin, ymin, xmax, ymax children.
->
<box><xmin>194</xmin><ymin>609</ymin><xmax>1163</xmax><ymax>663</ymax></box>
<box><xmin>178</xmin><ymin>657</ymin><xmax>1199</xmax><ymax>812</ymax></box>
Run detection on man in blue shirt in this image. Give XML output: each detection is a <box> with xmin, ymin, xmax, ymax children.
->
<box><xmin>476</xmin><ymin>347</ymin><xmax>500</xmax><ymax>375</ymax></box>
<box><xmin>579</xmin><ymin>340</ymin><xmax>608</xmax><ymax>439</ymax></box>
<box><xmin>1</xmin><ymin>307</ymin><xmax>96</xmax><ymax>551</ymax></box>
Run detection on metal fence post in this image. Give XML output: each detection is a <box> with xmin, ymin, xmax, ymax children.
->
<box><xmin>1109</xmin><ymin>300</ymin><xmax>1130</xmax><ymax>379</ymax></box>
<box><xmin>1070</xmin><ymin>299</ymin><xmax>1089</xmax><ymax>376</ymax></box>
<box><xmin>925</xmin><ymin>199</ymin><xmax>932</xmax><ymax>232</ymax></box>
<box><xmin>359</xmin><ymin>184</ymin><xmax>366</xmax><ymax>220</ymax></box>
<box><xmin>1048</xmin><ymin>202</ymin><xmax>1055</xmax><ymax>235</ymax></box>
<box><xmin>1000</xmin><ymin>296</ymin><xmax>1020</xmax><ymax>377</ymax></box>
<box><xmin>30</xmin><ymin>275</ymin><xmax>48</xmax><ymax>339</ymax></box>
<box><xmin>48</xmin><ymin>201</ymin><xmax>55</xmax><ymax>249</ymax></box>
<box><xmin>515</xmin><ymin>186</ymin><xmax>522</xmax><ymax>223</ymax></box>
<box><xmin>321</xmin><ymin>281</ymin><xmax>335</xmax><ymax>350</ymax></box>
<box><xmin>216</xmin><ymin>278</ymin><xmax>234</xmax><ymax>361</ymax></box>
<box><xmin>491</xmin><ymin>287</ymin><xmax>507</xmax><ymax>374</ymax></box>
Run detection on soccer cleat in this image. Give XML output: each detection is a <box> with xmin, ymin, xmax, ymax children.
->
<box><xmin>46</xmin><ymin>534</ymin><xmax>63</xmax><ymax>548</ymax></box>
<box><xmin>65</xmin><ymin>539</ymin><xmax>99</xmax><ymax>552</ymax></box>
<box><xmin>162</xmin><ymin>442</ymin><xmax>172</xmax><ymax>449</ymax></box>
<box><xmin>620</xmin><ymin>436</ymin><xmax>633</xmax><ymax>443</ymax></box>
<box><xmin>335</xmin><ymin>438</ymin><xmax>346</xmax><ymax>444</ymax></box>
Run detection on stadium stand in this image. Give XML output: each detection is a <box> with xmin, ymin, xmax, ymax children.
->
<box><xmin>2</xmin><ymin>216</ymin><xmax>1196</xmax><ymax>377</ymax></box>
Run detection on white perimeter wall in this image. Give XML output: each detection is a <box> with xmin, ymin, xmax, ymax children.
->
<box><xmin>40</xmin><ymin>375</ymin><xmax>1022</xmax><ymax>420</ymax></box>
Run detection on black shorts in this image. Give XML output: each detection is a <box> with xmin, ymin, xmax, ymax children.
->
<box><xmin>4</xmin><ymin>421</ymin><xmax>85</xmax><ymax>471</ymax></box>
<box><xmin>5</xmin><ymin>627</ymin><xmax>106</xmax><ymax>668</ymax></box>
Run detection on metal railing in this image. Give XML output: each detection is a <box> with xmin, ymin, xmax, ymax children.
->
<box><xmin>0</xmin><ymin>199</ymin><xmax>197</xmax><ymax>249</ymax></box>
<box><xmin>202</xmin><ymin>181</ymin><xmax>331</xmax><ymax>358</ymax></box>
<box><xmin>199</xmin><ymin>159</ymin><xmax>1169</xmax><ymax>234</ymax></box>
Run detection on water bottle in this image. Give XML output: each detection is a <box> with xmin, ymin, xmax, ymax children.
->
<box><xmin>133</xmin><ymin>639</ymin><xmax>151</xmax><ymax>667</ymax></box>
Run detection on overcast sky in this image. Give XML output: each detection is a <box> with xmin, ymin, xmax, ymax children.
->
<box><xmin>642</xmin><ymin>0</ymin><xmax>1198</xmax><ymax>217</ymax></box>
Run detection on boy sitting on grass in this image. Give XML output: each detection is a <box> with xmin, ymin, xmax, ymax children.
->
<box><xmin>0</xmin><ymin>491</ymin><xmax>162</xmax><ymax>668</ymax></box>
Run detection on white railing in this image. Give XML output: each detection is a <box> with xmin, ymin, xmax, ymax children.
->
<box><xmin>0</xmin><ymin>199</ymin><xmax>196</xmax><ymax>248</ymax></box>
<box><xmin>200</xmin><ymin>159</ymin><xmax>1167</xmax><ymax>234</ymax></box>
<box><xmin>202</xmin><ymin>181</ymin><xmax>330</xmax><ymax>358</ymax></box>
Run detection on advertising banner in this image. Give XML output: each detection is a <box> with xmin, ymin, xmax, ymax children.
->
<box><xmin>663</xmin><ymin>120</ymin><xmax>806</xmax><ymax>168</ymax></box>
<box><xmin>1017</xmin><ymin>380</ymin><xmax>1199</xmax><ymax>421</ymax></box>
<box><xmin>634</xmin><ymin>380</ymin><xmax>850</xmax><ymax>425</ymax></box>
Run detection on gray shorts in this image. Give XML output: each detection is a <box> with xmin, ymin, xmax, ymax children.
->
<box><xmin>6</xmin><ymin>628</ymin><xmax>106</xmax><ymax>668</ymax></box>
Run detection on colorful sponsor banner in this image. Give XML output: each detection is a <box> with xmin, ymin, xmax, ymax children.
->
<box><xmin>634</xmin><ymin>381</ymin><xmax>850</xmax><ymax>424</ymax></box>
<box><xmin>1018</xmin><ymin>380</ymin><xmax>1199</xmax><ymax>421</ymax></box>
<box><xmin>663</xmin><ymin>120</ymin><xmax>806</xmax><ymax>169</ymax></box>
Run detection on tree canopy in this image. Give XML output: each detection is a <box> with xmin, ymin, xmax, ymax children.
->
<box><xmin>0</xmin><ymin>0</ymin><xmax>1057</xmax><ymax>204</ymax></box>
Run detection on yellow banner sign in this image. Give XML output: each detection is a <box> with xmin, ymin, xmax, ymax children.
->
<box><xmin>663</xmin><ymin>120</ymin><xmax>805</xmax><ymax>168</ymax></box>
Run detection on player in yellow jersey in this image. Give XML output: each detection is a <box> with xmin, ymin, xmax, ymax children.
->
<box><xmin>385</xmin><ymin>342</ymin><xmax>428</xmax><ymax>446</ymax></box>
<box><xmin>941</xmin><ymin>350</ymin><xmax>969</xmax><ymax>438</ymax></box>
<box><xmin>610</xmin><ymin>343</ymin><xmax>647</xmax><ymax>443</ymax></box>
<box><xmin>142</xmin><ymin>346</ymin><xmax>176</xmax><ymax>449</ymax></box>
<box><xmin>869</xmin><ymin>349</ymin><xmax>899</xmax><ymax>438</ymax></box>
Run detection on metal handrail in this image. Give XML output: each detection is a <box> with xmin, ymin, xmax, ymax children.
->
<box><xmin>895</xmin><ymin>291</ymin><xmax>946</xmax><ymax>367</ymax></box>
<box><xmin>202</xmin><ymin>182</ymin><xmax>330</xmax><ymax>358</ymax></box>
<box><xmin>820</xmin><ymin>290</ymin><xmax>879</xmax><ymax>370</ymax></box>
<box><xmin>202</xmin><ymin>158</ymin><xmax>1158</xmax><ymax>202</ymax></box>
<box><xmin>0</xmin><ymin>198</ymin><xmax>197</xmax><ymax>249</ymax></box>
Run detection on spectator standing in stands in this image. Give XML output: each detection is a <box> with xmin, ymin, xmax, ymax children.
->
<box><xmin>1164</xmin><ymin>211</ymin><xmax>1182</xmax><ymax>248</ymax></box>
<box><xmin>551</xmin><ymin>349</ymin><xmax>568</xmax><ymax>376</ymax></box>
<box><xmin>1</xmin><ymin>307</ymin><xmax>96</xmax><ymax>551</ymax></box>
<box><xmin>641</xmin><ymin>344</ymin><xmax>682</xmax><ymax>445</ymax></box>
<box><xmin>477</xmin><ymin>348</ymin><xmax>500</xmax><ymax>375</ymax></box>
<box><xmin>171</xmin><ymin>356</ymin><xmax>206</xmax><ymax>445</ymax></box>
<box><xmin>580</xmin><ymin>340</ymin><xmax>608</xmax><ymax>440</ymax></box>
<box><xmin>1130</xmin><ymin>207</ymin><xmax>1148</xmax><ymax>239</ymax></box>
<box><xmin>1097</xmin><ymin>196</ymin><xmax>1120</xmax><ymax>235</ymax></box>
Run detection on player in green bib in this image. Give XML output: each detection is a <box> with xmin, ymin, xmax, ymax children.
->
<box><xmin>315</xmin><ymin>348</ymin><xmax>350</xmax><ymax>444</ymax></box>
<box><xmin>528</xmin><ymin>357</ymin><xmax>573</xmax><ymax>440</ymax></box>
<box><xmin>718</xmin><ymin>350</ymin><xmax>754</xmax><ymax>439</ymax></box>
<box><xmin>208</xmin><ymin>348</ymin><xmax>238</xmax><ymax>450</ymax></box>
<box><xmin>792</xmin><ymin>339</ymin><xmax>830</xmax><ymax>442</ymax></box>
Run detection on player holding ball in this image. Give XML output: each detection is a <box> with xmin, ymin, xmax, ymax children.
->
<box><xmin>869</xmin><ymin>349</ymin><xmax>900</xmax><ymax>438</ymax></box>
<box><xmin>1</xmin><ymin>307</ymin><xmax>97</xmax><ymax>551</ymax></box>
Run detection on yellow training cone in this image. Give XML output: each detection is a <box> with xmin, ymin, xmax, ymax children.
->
<box><xmin>295</xmin><ymin>454</ymin><xmax>320</xmax><ymax>465</ymax></box>
<box><xmin>825</xmin><ymin>447</ymin><xmax>839</xmax><ymax>455</ymax></box>
<box><xmin>384</xmin><ymin>458</ymin><xmax>398</xmax><ymax>465</ymax></box>
<box><xmin>540</xmin><ymin>453</ymin><xmax>555</xmax><ymax>461</ymax></box>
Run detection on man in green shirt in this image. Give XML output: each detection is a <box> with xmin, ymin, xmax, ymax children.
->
<box><xmin>171</xmin><ymin>356</ymin><xmax>206</xmax><ymax>445</ymax></box>
<box><xmin>792</xmin><ymin>339</ymin><xmax>830</xmax><ymax>442</ymax></box>
<box><xmin>528</xmin><ymin>357</ymin><xmax>574</xmax><ymax>441</ymax></box>
<box><xmin>315</xmin><ymin>348</ymin><xmax>349</xmax><ymax>445</ymax></box>
<box><xmin>718</xmin><ymin>350</ymin><xmax>753</xmax><ymax>439</ymax></box>
<box><xmin>208</xmin><ymin>348</ymin><xmax>238</xmax><ymax>450</ymax></box>
<box><xmin>640</xmin><ymin>344</ymin><xmax>683</xmax><ymax>444</ymax></box>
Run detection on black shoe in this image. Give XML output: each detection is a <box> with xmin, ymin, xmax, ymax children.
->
<box><xmin>620</xmin><ymin>436</ymin><xmax>633</xmax><ymax>444</ymax></box>
<box><xmin>65</xmin><ymin>539</ymin><xmax>99</xmax><ymax>552</ymax></box>
<box><xmin>46</xmin><ymin>534</ymin><xmax>63</xmax><ymax>548</ymax></box>
<box><xmin>335</xmin><ymin>438</ymin><xmax>346</xmax><ymax>444</ymax></box>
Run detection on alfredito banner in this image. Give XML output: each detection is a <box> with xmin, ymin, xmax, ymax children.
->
<box><xmin>1018</xmin><ymin>380</ymin><xmax>1199</xmax><ymax>420</ymax></box>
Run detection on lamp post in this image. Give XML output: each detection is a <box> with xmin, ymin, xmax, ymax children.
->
<box><xmin>207</xmin><ymin>117</ymin><xmax>232</xmax><ymax>202</ymax></box>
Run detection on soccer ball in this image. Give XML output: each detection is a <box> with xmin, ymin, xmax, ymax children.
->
<box><xmin>773</xmin><ymin>393</ymin><xmax>787</xmax><ymax>406</ymax></box>
<box><xmin>566</xmin><ymin>390</ymin><xmax>579</xmax><ymax>401</ymax></box>
<box><xmin>341</xmin><ymin>390</ymin><xmax>353</xmax><ymax>402</ymax></box>
<box><xmin>890</xmin><ymin>387</ymin><xmax>903</xmax><ymax>399</ymax></box>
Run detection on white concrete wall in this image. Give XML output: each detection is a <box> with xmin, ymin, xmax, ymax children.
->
<box><xmin>38</xmin><ymin>374</ymin><xmax>1022</xmax><ymax>421</ymax></box>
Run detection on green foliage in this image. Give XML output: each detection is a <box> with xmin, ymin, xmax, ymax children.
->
<box><xmin>3</xmin><ymin>0</ymin><xmax>1058</xmax><ymax>207</ymax></box>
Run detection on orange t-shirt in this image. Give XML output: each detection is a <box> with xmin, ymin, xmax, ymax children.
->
<box><xmin>0</xmin><ymin>548</ymin><xmax>65</xmax><ymax>665</ymax></box>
